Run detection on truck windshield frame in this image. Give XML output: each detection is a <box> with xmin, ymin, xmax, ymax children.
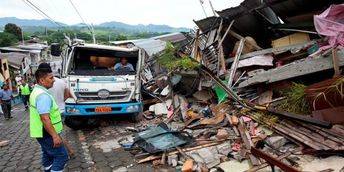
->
<box><xmin>67</xmin><ymin>46</ymin><xmax>139</xmax><ymax>76</ymax></box>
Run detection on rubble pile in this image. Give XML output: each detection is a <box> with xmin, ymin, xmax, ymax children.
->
<box><xmin>122</xmin><ymin>2</ymin><xmax>344</xmax><ymax>172</ymax></box>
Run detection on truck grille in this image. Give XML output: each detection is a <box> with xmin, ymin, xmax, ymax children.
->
<box><xmin>75</xmin><ymin>91</ymin><xmax>131</xmax><ymax>101</ymax></box>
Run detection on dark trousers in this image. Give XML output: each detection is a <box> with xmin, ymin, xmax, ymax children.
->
<box><xmin>22</xmin><ymin>95</ymin><xmax>30</xmax><ymax>108</ymax></box>
<box><xmin>1</xmin><ymin>100</ymin><xmax>12</xmax><ymax>119</ymax></box>
<box><xmin>37</xmin><ymin>136</ymin><xmax>69</xmax><ymax>172</ymax></box>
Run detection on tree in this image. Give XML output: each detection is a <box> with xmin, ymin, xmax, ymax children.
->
<box><xmin>115</xmin><ymin>34</ymin><xmax>128</xmax><ymax>41</ymax></box>
<box><xmin>0</xmin><ymin>32</ymin><xmax>19</xmax><ymax>47</ymax></box>
<box><xmin>4</xmin><ymin>23</ymin><xmax>22</xmax><ymax>39</ymax></box>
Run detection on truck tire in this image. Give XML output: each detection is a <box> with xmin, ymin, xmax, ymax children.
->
<box><xmin>130</xmin><ymin>112</ymin><xmax>143</xmax><ymax>123</ymax></box>
<box><xmin>64</xmin><ymin>116</ymin><xmax>86</xmax><ymax>130</ymax></box>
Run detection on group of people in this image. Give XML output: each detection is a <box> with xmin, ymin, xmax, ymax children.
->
<box><xmin>1</xmin><ymin>63</ymin><xmax>73</xmax><ymax>171</ymax></box>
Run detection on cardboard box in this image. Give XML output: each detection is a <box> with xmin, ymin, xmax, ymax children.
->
<box><xmin>272</xmin><ymin>33</ymin><xmax>310</xmax><ymax>48</ymax></box>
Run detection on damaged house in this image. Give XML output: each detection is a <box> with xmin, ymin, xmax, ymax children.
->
<box><xmin>121</xmin><ymin>1</ymin><xmax>344</xmax><ymax>172</ymax></box>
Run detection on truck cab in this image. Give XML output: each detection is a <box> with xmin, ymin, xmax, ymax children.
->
<box><xmin>61</xmin><ymin>42</ymin><xmax>144</xmax><ymax>128</ymax></box>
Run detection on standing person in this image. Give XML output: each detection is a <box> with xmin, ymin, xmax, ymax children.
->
<box><xmin>29</xmin><ymin>68</ymin><xmax>68</xmax><ymax>171</ymax></box>
<box><xmin>0</xmin><ymin>84</ymin><xmax>13</xmax><ymax>120</ymax></box>
<box><xmin>38</xmin><ymin>63</ymin><xmax>75</xmax><ymax>157</ymax></box>
<box><xmin>19</xmin><ymin>80</ymin><xmax>31</xmax><ymax>110</ymax></box>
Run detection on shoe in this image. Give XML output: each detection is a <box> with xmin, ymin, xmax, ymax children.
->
<box><xmin>10</xmin><ymin>116</ymin><xmax>13</xmax><ymax>118</ymax></box>
<box><xmin>5</xmin><ymin>118</ymin><xmax>9</xmax><ymax>120</ymax></box>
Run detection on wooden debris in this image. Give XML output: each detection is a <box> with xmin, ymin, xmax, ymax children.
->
<box><xmin>138</xmin><ymin>142</ymin><xmax>224</xmax><ymax>164</ymax></box>
<box><xmin>228</xmin><ymin>38</ymin><xmax>245</xmax><ymax>87</ymax></box>
<box><xmin>238</xmin><ymin>118</ymin><xmax>260</xmax><ymax>166</ymax></box>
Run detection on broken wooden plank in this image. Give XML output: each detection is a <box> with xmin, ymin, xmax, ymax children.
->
<box><xmin>267</xmin><ymin>107</ymin><xmax>332</xmax><ymax>128</ymax></box>
<box><xmin>245</xmin><ymin>151</ymin><xmax>292</xmax><ymax>172</ymax></box>
<box><xmin>218</xmin><ymin>20</ymin><xmax>235</xmax><ymax>47</ymax></box>
<box><xmin>332</xmin><ymin>47</ymin><xmax>341</xmax><ymax>77</ymax></box>
<box><xmin>275</xmin><ymin>124</ymin><xmax>331</xmax><ymax>150</ymax></box>
<box><xmin>228</xmin><ymin>30</ymin><xmax>262</xmax><ymax>50</ymax></box>
<box><xmin>251</xmin><ymin>147</ymin><xmax>300</xmax><ymax>172</ymax></box>
<box><xmin>238</xmin><ymin>49</ymin><xmax>344</xmax><ymax>88</ymax></box>
<box><xmin>138</xmin><ymin>141</ymin><xmax>223</xmax><ymax>163</ymax></box>
<box><xmin>281</xmin><ymin>122</ymin><xmax>339</xmax><ymax>150</ymax></box>
<box><xmin>232</xmin><ymin>40</ymin><xmax>316</xmax><ymax>62</ymax></box>
<box><xmin>238</xmin><ymin>118</ymin><xmax>260</xmax><ymax>166</ymax></box>
<box><xmin>228</xmin><ymin>38</ymin><xmax>245</xmax><ymax>87</ymax></box>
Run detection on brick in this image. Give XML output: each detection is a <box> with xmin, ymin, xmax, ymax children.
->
<box><xmin>182</xmin><ymin>159</ymin><xmax>193</xmax><ymax>172</ymax></box>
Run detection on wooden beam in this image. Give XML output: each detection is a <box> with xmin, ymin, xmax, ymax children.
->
<box><xmin>138</xmin><ymin>141</ymin><xmax>224</xmax><ymax>164</ymax></box>
<box><xmin>228</xmin><ymin>38</ymin><xmax>245</xmax><ymax>87</ymax></box>
<box><xmin>229</xmin><ymin>30</ymin><xmax>262</xmax><ymax>50</ymax></box>
<box><xmin>218</xmin><ymin>20</ymin><xmax>235</xmax><ymax>48</ymax></box>
<box><xmin>238</xmin><ymin>50</ymin><xmax>344</xmax><ymax>88</ymax></box>
<box><xmin>332</xmin><ymin>47</ymin><xmax>341</xmax><ymax>77</ymax></box>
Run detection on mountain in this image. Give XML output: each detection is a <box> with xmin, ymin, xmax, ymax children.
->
<box><xmin>0</xmin><ymin>17</ymin><xmax>189</xmax><ymax>33</ymax></box>
<box><xmin>98</xmin><ymin>21</ymin><xmax>188</xmax><ymax>32</ymax></box>
<box><xmin>0</xmin><ymin>17</ymin><xmax>66</xmax><ymax>28</ymax></box>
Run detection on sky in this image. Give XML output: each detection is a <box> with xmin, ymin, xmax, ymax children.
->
<box><xmin>0</xmin><ymin>0</ymin><xmax>243</xmax><ymax>28</ymax></box>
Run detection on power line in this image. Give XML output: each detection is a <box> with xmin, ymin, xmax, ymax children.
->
<box><xmin>23</xmin><ymin>0</ymin><xmax>65</xmax><ymax>28</ymax></box>
<box><xmin>68</xmin><ymin>0</ymin><xmax>95</xmax><ymax>43</ymax></box>
<box><xmin>68</xmin><ymin>0</ymin><xmax>90</xmax><ymax>31</ymax></box>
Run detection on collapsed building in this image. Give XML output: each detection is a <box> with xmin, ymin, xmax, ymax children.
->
<box><xmin>116</xmin><ymin>1</ymin><xmax>344</xmax><ymax>171</ymax></box>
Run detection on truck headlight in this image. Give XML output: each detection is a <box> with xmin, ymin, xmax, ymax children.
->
<box><xmin>126</xmin><ymin>105</ymin><xmax>140</xmax><ymax>112</ymax></box>
<box><xmin>66</xmin><ymin>107</ymin><xmax>80</xmax><ymax>113</ymax></box>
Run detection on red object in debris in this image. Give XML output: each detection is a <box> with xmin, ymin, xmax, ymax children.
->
<box><xmin>312</xmin><ymin>106</ymin><xmax>344</xmax><ymax>124</ymax></box>
<box><xmin>276</xmin><ymin>60</ymin><xmax>284</xmax><ymax>67</ymax></box>
<box><xmin>305</xmin><ymin>76</ymin><xmax>344</xmax><ymax>110</ymax></box>
<box><xmin>232</xmin><ymin>142</ymin><xmax>241</xmax><ymax>151</ymax></box>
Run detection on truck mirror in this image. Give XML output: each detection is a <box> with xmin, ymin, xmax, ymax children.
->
<box><xmin>51</xmin><ymin>43</ymin><xmax>62</xmax><ymax>56</ymax></box>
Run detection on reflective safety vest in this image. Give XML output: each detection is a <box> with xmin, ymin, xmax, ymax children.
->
<box><xmin>20</xmin><ymin>84</ymin><xmax>31</xmax><ymax>95</ymax></box>
<box><xmin>29</xmin><ymin>85</ymin><xmax>63</xmax><ymax>138</ymax></box>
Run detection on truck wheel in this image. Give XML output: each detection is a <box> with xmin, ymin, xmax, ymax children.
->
<box><xmin>64</xmin><ymin>116</ymin><xmax>86</xmax><ymax>130</ymax></box>
<box><xmin>130</xmin><ymin>112</ymin><xmax>143</xmax><ymax>123</ymax></box>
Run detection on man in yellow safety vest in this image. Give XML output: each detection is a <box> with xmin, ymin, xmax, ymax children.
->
<box><xmin>19</xmin><ymin>80</ymin><xmax>31</xmax><ymax>109</ymax></box>
<box><xmin>29</xmin><ymin>67</ymin><xmax>68</xmax><ymax>171</ymax></box>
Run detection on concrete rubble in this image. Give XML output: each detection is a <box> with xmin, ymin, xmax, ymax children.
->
<box><xmin>119</xmin><ymin>2</ymin><xmax>344</xmax><ymax>172</ymax></box>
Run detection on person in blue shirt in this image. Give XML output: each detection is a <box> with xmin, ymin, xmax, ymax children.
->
<box><xmin>0</xmin><ymin>84</ymin><xmax>13</xmax><ymax>120</ymax></box>
<box><xmin>114</xmin><ymin>57</ymin><xmax>134</xmax><ymax>71</ymax></box>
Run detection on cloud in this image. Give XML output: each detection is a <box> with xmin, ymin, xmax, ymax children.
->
<box><xmin>0</xmin><ymin>0</ymin><xmax>243</xmax><ymax>28</ymax></box>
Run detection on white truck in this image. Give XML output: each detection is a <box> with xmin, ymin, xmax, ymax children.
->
<box><xmin>60</xmin><ymin>40</ymin><xmax>144</xmax><ymax>128</ymax></box>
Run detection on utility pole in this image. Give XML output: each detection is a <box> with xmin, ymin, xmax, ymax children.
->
<box><xmin>91</xmin><ymin>24</ymin><xmax>96</xmax><ymax>44</ymax></box>
<box><xmin>209</xmin><ymin>0</ymin><xmax>217</xmax><ymax>16</ymax></box>
<box><xmin>199</xmin><ymin>0</ymin><xmax>208</xmax><ymax>18</ymax></box>
<box><xmin>21</xmin><ymin>30</ymin><xmax>25</xmax><ymax>45</ymax></box>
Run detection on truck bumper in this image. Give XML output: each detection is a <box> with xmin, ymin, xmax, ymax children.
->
<box><xmin>64</xmin><ymin>102</ymin><xmax>142</xmax><ymax>116</ymax></box>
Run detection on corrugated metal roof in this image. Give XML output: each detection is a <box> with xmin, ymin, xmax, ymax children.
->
<box><xmin>134</xmin><ymin>39</ymin><xmax>167</xmax><ymax>57</ymax></box>
<box><xmin>0</xmin><ymin>47</ymin><xmax>30</xmax><ymax>53</ymax></box>
<box><xmin>110</xmin><ymin>32</ymin><xmax>186</xmax><ymax>56</ymax></box>
<box><xmin>17</xmin><ymin>43</ymin><xmax>48</xmax><ymax>50</ymax></box>
<box><xmin>0</xmin><ymin>52</ymin><xmax>27</xmax><ymax>68</ymax></box>
<box><xmin>152</xmin><ymin>32</ymin><xmax>187</xmax><ymax>43</ymax></box>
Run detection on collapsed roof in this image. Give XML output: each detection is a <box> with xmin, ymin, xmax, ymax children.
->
<box><xmin>194</xmin><ymin>0</ymin><xmax>342</xmax><ymax>48</ymax></box>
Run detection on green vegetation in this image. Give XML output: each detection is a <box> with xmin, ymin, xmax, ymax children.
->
<box><xmin>0</xmin><ymin>23</ymin><xmax>168</xmax><ymax>47</ymax></box>
<box><xmin>278</xmin><ymin>83</ymin><xmax>311</xmax><ymax>115</ymax></box>
<box><xmin>157</xmin><ymin>42</ymin><xmax>199</xmax><ymax>71</ymax></box>
<box><xmin>0</xmin><ymin>32</ymin><xmax>18</xmax><ymax>47</ymax></box>
<box><xmin>4</xmin><ymin>23</ymin><xmax>22</xmax><ymax>39</ymax></box>
<box><xmin>0</xmin><ymin>23</ymin><xmax>23</xmax><ymax>47</ymax></box>
<box><xmin>29</xmin><ymin>27</ymin><xmax>166</xmax><ymax>44</ymax></box>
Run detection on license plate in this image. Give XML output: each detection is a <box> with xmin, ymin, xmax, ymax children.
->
<box><xmin>95</xmin><ymin>106</ymin><xmax>112</xmax><ymax>113</ymax></box>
